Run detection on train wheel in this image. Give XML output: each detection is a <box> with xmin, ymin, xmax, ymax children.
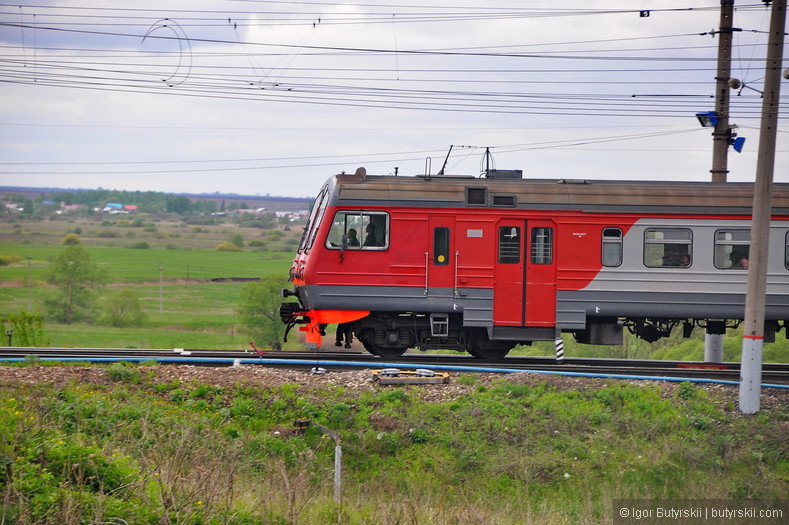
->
<box><xmin>470</xmin><ymin>345</ymin><xmax>511</xmax><ymax>359</ymax></box>
<box><xmin>468</xmin><ymin>330</ymin><xmax>512</xmax><ymax>359</ymax></box>
<box><xmin>360</xmin><ymin>338</ymin><xmax>408</xmax><ymax>358</ymax></box>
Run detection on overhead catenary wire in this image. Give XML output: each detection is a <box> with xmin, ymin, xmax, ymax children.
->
<box><xmin>1</xmin><ymin>10</ymin><xmax>783</xmax><ymax>120</ymax></box>
<box><xmin>1</xmin><ymin>1</ymin><xmax>785</xmax><ymax>194</ymax></box>
<box><xmin>0</xmin><ymin>129</ymin><xmax>716</xmax><ymax>176</ymax></box>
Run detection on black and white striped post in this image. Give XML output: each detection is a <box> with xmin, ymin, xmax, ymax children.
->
<box><xmin>555</xmin><ymin>337</ymin><xmax>565</xmax><ymax>364</ymax></box>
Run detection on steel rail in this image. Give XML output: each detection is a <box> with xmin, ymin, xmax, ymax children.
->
<box><xmin>1</xmin><ymin>346</ymin><xmax>788</xmax><ymax>384</ymax></box>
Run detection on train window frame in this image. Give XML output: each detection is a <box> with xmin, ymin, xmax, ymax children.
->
<box><xmin>434</xmin><ymin>227</ymin><xmax>450</xmax><ymax>265</ymax></box>
<box><xmin>498</xmin><ymin>226</ymin><xmax>521</xmax><ymax>264</ymax></box>
<box><xmin>602</xmin><ymin>228</ymin><xmax>623</xmax><ymax>267</ymax></box>
<box><xmin>714</xmin><ymin>229</ymin><xmax>750</xmax><ymax>269</ymax></box>
<box><xmin>466</xmin><ymin>187</ymin><xmax>488</xmax><ymax>206</ymax></box>
<box><xmin>643</xmin><ymin>228</ymin><xmax>692</xmax><ymax>268</ymax></box>
<box><xmin>531</xmin><ymin>227</ymin><xmax>553</xmax><ymax>265</ymax></box>
<box><xmin>325</xmin><ymin>211</ymin><xmax>389</xmax><ymax>251</ymax></box>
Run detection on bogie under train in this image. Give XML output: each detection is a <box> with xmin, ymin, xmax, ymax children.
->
<box><xmin>281</xmin><ymin>168</ymin><xmax>789</xmax><ymax>358</ymax></box>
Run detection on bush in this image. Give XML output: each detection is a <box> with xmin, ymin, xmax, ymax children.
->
<box><xmin>229</xmin><ymin>233</ymin><xmax>244</xmax><ymax>248</ymax></box>
<box><xmin>4</xmin><ymin>311</ymin><xmax>49</xmax><ymax>347</ymax></box>
<box><xmin>215</xmin><ymin>242</ymin><xmax>241</xmax><ymax>252</ymax></box>
<box><xmin>266</xmin><ymin>230</ymin><xmax>284</xmax><ymax>241</ymax></box>
<box><xmin>100</xmin><ymin>290</ymin><xmax>147</xmax><ymax>328</ymax></box>
<box><xmin>60</xmin><ymin>233</ymin><xmax>81</xmax><ymax>246</ymax></box>
<box><xmin>0</xmin><ymin>254</ymin><xmax>23</xmax><ymax>266</ymax></box>
<box><xmin>129</xmin><ymin>241</ymin><xmax>151</xmax><ymax>249</ymax></box>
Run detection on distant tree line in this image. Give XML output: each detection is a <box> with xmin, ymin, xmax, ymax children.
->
<box><xmin>3</xmin><ymin>189</ymin><xmax>219</xmax><ymax>215</ymax></box>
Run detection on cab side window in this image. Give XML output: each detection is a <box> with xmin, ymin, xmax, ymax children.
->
<box><xmin>326</xmin><ymin>211</ymin><xmax>389</xmax><ymax>250</ymax></box>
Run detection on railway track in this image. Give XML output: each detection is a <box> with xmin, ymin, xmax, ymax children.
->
<box><xmin>1</xmin><ymin>347</ymin><xmax>788</xmax><ymax>385</ymax></box>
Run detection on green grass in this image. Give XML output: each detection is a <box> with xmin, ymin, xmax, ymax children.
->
<box><xmin>1</xmin><ymin>211</ymin><xmax>304</xmax><ymax>350</ymax></box>
<box><xmin>0</xmin><ymin>369</ymin><xmax>786</xmax><ymax>523</ymax></box>
<box><xmin>0</xmin><ymin>281</ymin><xmax>308</xmax><ymax>350</ymax></box>
<box><xmin>37</xmin><ymin>323</ymin><xmax>248</xmax><ymax>350</ymax></box>
<box><xmin>0</xmin><ymin>244</ymin><xmax>293</xmax><ymax>283</ymax></box>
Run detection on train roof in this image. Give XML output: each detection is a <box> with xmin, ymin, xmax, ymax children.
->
<box><xmin>331</xmin><ymin>170</ymin><xmax>789</xmax><ymax>216</ymax></box>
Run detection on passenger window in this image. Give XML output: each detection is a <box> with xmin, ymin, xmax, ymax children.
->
<box><xmin>644</xmin><ymin>228</ymin><xmax>692</xmax><ymax>268</ymax></box>
<box><xmin>714</xmin><ymin>229</ymin><xmax>750</xmax><ymax>269</ymax></box>
<box><xmin>602</xmin><ymin>228</ymin><xmax>623</xmax><ymax>267</ymax></box>
<box><xmin>326</xmin><ymin>211</ymin><xmax>389</xmax><ymax>250</ymax></box>
<box><xmin>434</xmin><ymin>227</ymin><xmax>450</xmax><ymax>265</ymax></box>
<box><xmin>498</xmin><ymin>226</ymin><xmax>520</xmax><ymax>264</ymax></box>
<box><xmin>531</xmin><ymin>227</ymin><xmax>553</xmax><ymax>264</ymax></box>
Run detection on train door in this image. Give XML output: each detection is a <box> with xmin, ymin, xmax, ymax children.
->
<box><xmin>525</xmin><ymin>220</ymin><xmax>557</xmax><ymax>327</ymax></box>
<box><xmin>493</xmin><ymin>220</ymin><xmax>526</xmax><ymax>326</ymax></box>
<box><xmin>427</xmin><ymin>216</ymin><xmax>455</xmax><ymax>296</ymax></box>
<box><xmin>493</xmin><ymin>219</ymin><xmax>557</xmax><ymax>327</ymax></box>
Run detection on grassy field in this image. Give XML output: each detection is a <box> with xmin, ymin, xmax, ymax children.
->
<box><xmin>0</xmin><ymin>365</ymin><xmax>786</xmax><ymax>524</ymax></box>
<box><xmin>1</xmin><ymin>214</ymin><xmax>303</xmax><ymax>350</ymax></box>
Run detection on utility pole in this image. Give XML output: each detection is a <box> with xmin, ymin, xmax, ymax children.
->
<box><xmin>739</xmin><ymin>0</ymin><xmax>785</xmax><ymax>415</ymax></box>
<box><xmin>710</xmin><ymin>0</ymin><xmax>736</xmax><ymax>184</ymax></box>
<box><xmin>705</xmin><ymin>0</ymin><xmax>738</xmax><ymax>362</ymax></box>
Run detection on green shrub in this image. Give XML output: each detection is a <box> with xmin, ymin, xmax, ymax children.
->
<box><xmin>43</xmin><ymin>440</ymin><xmax>137</xmax><ymax>493</ymax></box>
<box><xmin>100</xmin><ymin>289</ymin><xmax>147</xmax><ymax>328</ymax></box>
<box><xmin>60</xmin><ymin>233</ymin><xmax>81</xmax><ymax>246</ymax></box>
<box><xmin>215</xmin><ymin>242</ymin><xmax>241</xmax><ymax>252</ymax></box>
<box><xmin>4</xmin><ymin>311</ymin><xmax>49</xmax><ymax>347</ymax></box>
<box><xmin>107</xmin><ymin>362</ymin><xmax>140</xmax><ymax>383</ymax></box>
<box><xmin>0</xmin><ymin>254</ymin><xmax>23</xmax><ymax>266</ymax></box>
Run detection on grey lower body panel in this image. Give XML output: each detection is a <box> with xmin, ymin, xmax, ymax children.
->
<box><xmin>299</xmin><ymin>284</ymin><xmax>493</xmax><ymax>327</ymax></box>
<box><xmin>299</xmin><ymin>285</ymin><xmax>789</xmax><ymax>334</ymax></box>
<box><xmin>557</xmin><ymin>289</ymin><xmax>789</xmax><ymax>330</ymax></box>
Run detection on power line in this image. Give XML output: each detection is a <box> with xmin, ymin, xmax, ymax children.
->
<box><xmin>0</xmin><ymin>128</ymin><xmax>708</xmax><ymax>175</ymax></box>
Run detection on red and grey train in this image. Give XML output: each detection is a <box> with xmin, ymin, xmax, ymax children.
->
<box><xmin>280</xmin><ymin>168</ymin><xmax>789</xmax><ymax>358</ymax></box>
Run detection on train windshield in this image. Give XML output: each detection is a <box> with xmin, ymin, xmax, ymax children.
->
<box><xmin>298</xmin><ymin>184</ymin><xmax>330</xmax><ymax>252</ymax></box>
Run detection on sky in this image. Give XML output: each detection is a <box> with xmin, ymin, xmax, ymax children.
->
<box><xmin>0</xmin><ymin>1</ymin><xmax>787</xmax><ymax>199</ymax></box>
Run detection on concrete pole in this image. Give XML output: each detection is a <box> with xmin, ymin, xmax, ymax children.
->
<box><xmin>739</xmin><ymin>0</ymin><xmax>785</xmax><ymax>415</ymax></box>
<box><xmin>705</xmin><ymin>0</ymin><xmax>735</xmax><ymax>363</ymax></box>
<box><xmin>333</xmin><ymin>444</ymin><xmax>342</xmax><ymax>503</ymax></box>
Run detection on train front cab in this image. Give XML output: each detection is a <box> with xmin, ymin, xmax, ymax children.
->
<box><xmin>281</xmin><ymin>178</ymin><xmax>563</xmax><ymax>358</ymax></box>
